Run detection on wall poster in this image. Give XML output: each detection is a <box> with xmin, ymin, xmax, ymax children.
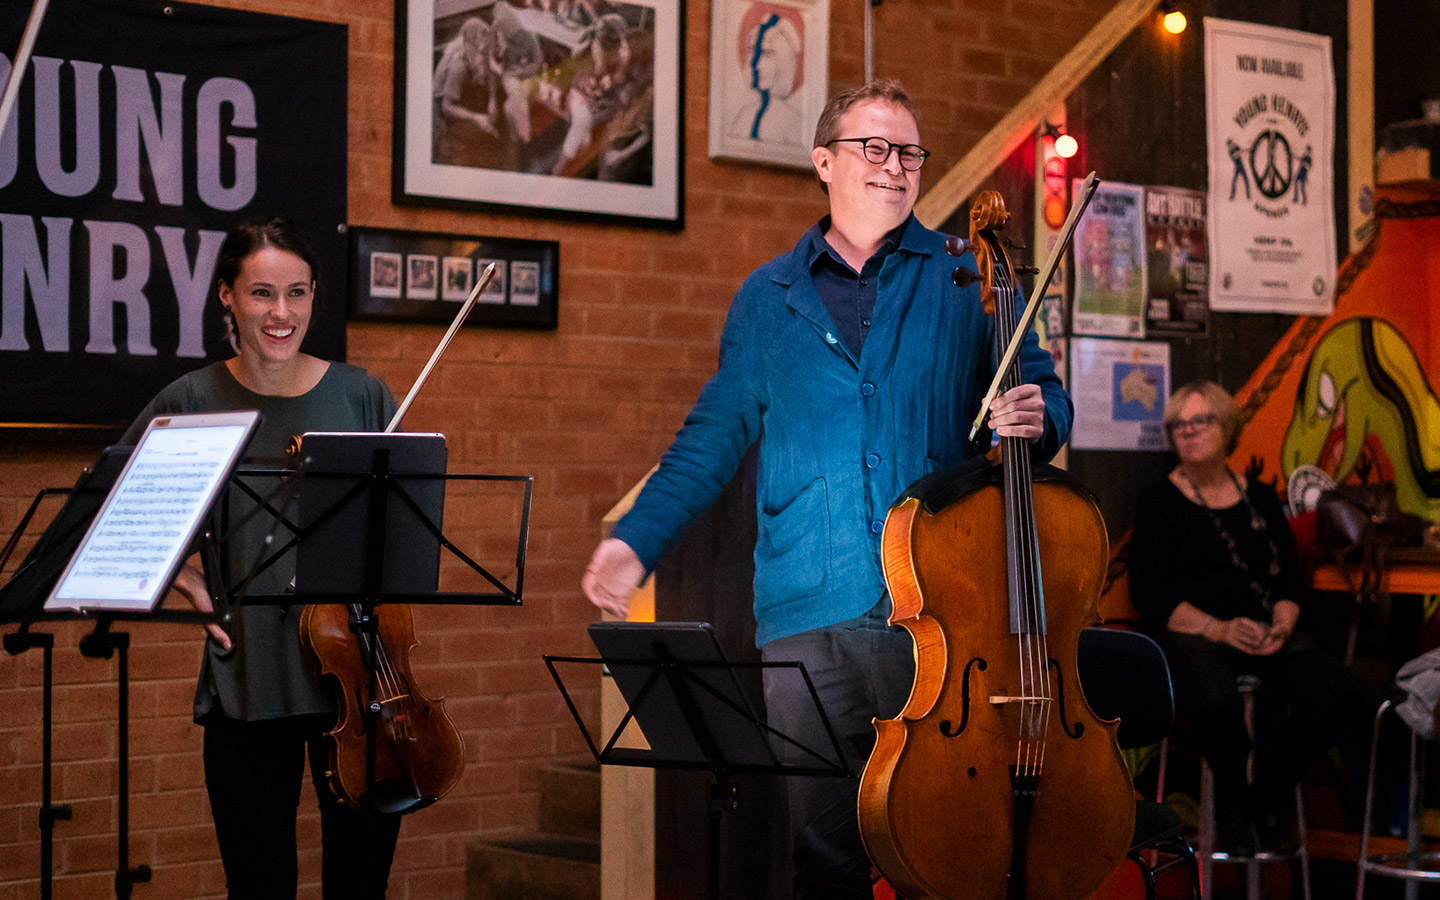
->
<box><xmin>1144</xmin><ymin>186</ymin><xmax>1209</xmax><ymax>338</ymax></box>
<box><xmin>1071</xmin><ymin>180</ymin><xmax>1147</xmax><ymax>338</ymax></box>
<box><xmin>1204</xmin><ymin>17</ymin><xmax>1336</xmax><ymax>315</ymax></box>
<box><xmin>707</xmin><ymin>0</ymin><xmax>829</xmax><ymax>170</ymax></box>
<box><xmin>1070</xmin><ymin>336</ymin><xmax>1171</xmax><ymax>452</ymax></box>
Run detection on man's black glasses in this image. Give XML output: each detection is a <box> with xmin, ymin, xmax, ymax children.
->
<box><xmin>826</xmin><ymin>137</ymin><xmax>930</xmax><ymax>171</ymax></box>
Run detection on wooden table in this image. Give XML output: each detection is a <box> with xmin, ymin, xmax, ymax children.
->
<box><xmin>1311</xmin><ymin>562</ymin><xmax>1440</xmax><ymax>595</ymax></box>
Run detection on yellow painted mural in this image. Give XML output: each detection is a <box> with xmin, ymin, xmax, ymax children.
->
<box><xmin>1231</xmin><ymin>187</ymin><xmax>1440</xmax><ymax>522</ymax></box>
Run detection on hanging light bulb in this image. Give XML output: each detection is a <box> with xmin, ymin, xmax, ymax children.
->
<box><xmin>1043</xmin><ymin>122</ymin><xmax>1078</xmax><ymax>159</ymax></box>
<box><xmin>1160</xmin><ymin>1</ymin><xmax>1187</xmax><ymax>34</ymax></box>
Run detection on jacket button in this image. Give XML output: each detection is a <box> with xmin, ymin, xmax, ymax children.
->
<box><xmin>870</xmin><ymin>520</ymin><xmax>885</xmax><ymax>534</ymax></box>
<box><xmin>861</xmin><ymin>382</ymin><xmax>876</xmax><ymax>396</ymax></box>
<box><xmin>825</xmin><ymin>332</ymin><xmax>837</xmax><ymax>343</ymax></box>
<box><xmin>865</xmin><ymin>453</ymin><xmax>881</xmax><ymax>468</ymax></box>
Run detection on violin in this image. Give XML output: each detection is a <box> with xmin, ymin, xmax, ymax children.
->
<box><xmin>300</xmin><ymin>600</ymin><xmax>464</xmax><ymax>813</ymax></box>
<box><xmin>298</xmin><ymin>264</ymin><xmax>497</xmax><ymax>813</ymax></box>
<box><xmin>857</xmin><ymin>191</ymin><xmax>1133</xmax><ymax>898</ymax></box>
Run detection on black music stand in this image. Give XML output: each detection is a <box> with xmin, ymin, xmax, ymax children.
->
<box><xmin>0</xmin><ymin>441</ymin><xmax>260</xmax><ymax>900</ymax></box>
<box><xmin>546</xmin><ymin>621</ymin><xmax>849</xmax><ymax>900</ymax></box>
<box><xmin>225</xmin><ymin>433</ymin><xmax>532</xmax><ymax>814</ymax></box>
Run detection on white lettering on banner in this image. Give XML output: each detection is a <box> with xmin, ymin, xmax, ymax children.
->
<box><xmin>0</xmin><ymin>56</ymin><xmax>16</xmax><ymax>187</ymax></box>
<box><xmin>0</xmin><ymin>215</ymin><xmax>70</xmax><ymax>351</ymax></box>
<box><xmin>0</xmin><ymin>54</ymin><xmax>258</xmax><ymax>210</ymax></box>
<box><xmin>84</xmin><ymin>219</ymin><xmax>156</xmax><ymax>356</ymax></box>
<box><xmin>0</xmin><ymin>50</ymin><xmax>266</xmax><ymax>362</ymax></box>
<box><xmin>0</xmin><ymin>216</ymin><xmax>224</xmax><ymax>355</ymax></box>
<box><xmin>113</xmin><ymin>66</ymin><xmax>186</xmax><ymax>206</ymax></box>
<box><xmin>196</xmin><ymin>77</ymin><xmax>257</xmax><ymax>211</ymax></box>
<box><xmin>155</xmin><ymin>225</ymin><xmax>225</xmax><ymax>358</ymax></box>
<box><xmin>33</xmin><ymin>57</ymin><xmax>103</xmax><ymax>197</ymax></box>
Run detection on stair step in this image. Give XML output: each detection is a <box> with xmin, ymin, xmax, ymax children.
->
<box><xmin>538</xmin><ymin>756</ymin><xmax>600</xmax><ymax>840</ymax></box>
<box><xmin>466</xmin><ymin>835</ymin><xmax>600</xmax><ymax>900</ymax></box>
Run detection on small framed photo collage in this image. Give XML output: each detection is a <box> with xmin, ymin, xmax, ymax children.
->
<box><xmin>349</xmin><ymin>225</ymin><xmax>559</xmax><ymax>329</ymax></box>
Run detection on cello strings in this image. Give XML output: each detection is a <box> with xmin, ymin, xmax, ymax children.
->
<box><xmin>995</xmin><ymin>258</ymin><xmax>1052</xmax><ymax>775</ymax></box>
<box><xmin>995</xmin><ymin>264</ymin><xmax>1041</xmax><ymax>769</ymax></box>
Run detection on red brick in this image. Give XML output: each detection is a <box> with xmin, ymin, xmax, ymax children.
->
<box><xmin>0</xmin><ymin>0</ymin><xmax>1115</xmax><ymax>888</ymax></box>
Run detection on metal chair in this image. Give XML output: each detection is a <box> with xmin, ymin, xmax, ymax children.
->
<box><xmin>1158</xmin><ymin>675</ymin><xmax>1312</xmax><ymax>900</ymax></box>
<box><xmin>1079</xmin><ymin>626</ymin><xmax>1201</xmax><ymax>900</ymax></box>
<box><xmin>1355</xmin><ymin>697</ymin><xmax>1440</xmax><ymax>899</ymax></box>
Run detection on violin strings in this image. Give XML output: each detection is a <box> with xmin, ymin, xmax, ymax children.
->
<box><xmin>347</xmin><ymin>603</ymin><xmax>416</xmax><ymax>742</ymax></box>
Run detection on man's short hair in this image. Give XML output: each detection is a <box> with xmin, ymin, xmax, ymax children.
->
<box><xmin>812</xmin><ymin>77</ymin><xmax>918</xmax><ymax>149</ymax></box>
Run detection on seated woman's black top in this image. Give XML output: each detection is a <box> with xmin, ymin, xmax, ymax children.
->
<box><xmin>1128</xmin><ymin>476</ymin><xmax>1302</xmax><ymax>633</ymax></box>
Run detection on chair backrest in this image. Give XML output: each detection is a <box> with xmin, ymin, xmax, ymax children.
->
<box><xmin>1077</xmin><ymin>626</ymin><xmax>1175</xmax><ymax>749</ymax></box>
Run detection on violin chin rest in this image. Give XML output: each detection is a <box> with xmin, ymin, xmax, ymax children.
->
<box><xmin>363</xmin><ymin>780</ymin><xmax>437</xmax><ymax>816</ymax></box>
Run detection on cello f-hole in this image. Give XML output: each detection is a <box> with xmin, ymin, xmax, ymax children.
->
<box><xmin>939</xmin><ymin>657</ymin><xmax>987</xmax><ymax>738</ymax></box>
<box><xmin>1047</xmin><ymin>657</ymin><xmax>1085</xmax><ymax>740</ymax></box>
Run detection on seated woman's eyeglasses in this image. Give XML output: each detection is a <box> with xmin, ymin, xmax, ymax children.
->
<box><xmin>826</xmin><ymin>137</ymin><xmax>930</xmax><ymax>171</ymax></box>
<box><xmin>1166</xmin><ymin>413</ymin><xmax>1218</xmax><ymax>433</ymax></box>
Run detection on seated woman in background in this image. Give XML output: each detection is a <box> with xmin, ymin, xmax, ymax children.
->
<box><xmin>1128</xmin><ymin>379</ymin><xmax>1366</xmax><ymax>857</ymax></box>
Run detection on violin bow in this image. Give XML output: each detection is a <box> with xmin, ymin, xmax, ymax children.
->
<box><xmin>0</xmin><ymin>0</ymin><xmax>54</xmax><ymax>148</ymax></box>
<box><xmin>968</xmin><ymin>171</ymin><xmax>1101</xmax><ymax>441</ymax></box>
<box><xmin>385</xmin><ymin>262</ymin><xmax>498</xmax><ymax>433</ymax></box>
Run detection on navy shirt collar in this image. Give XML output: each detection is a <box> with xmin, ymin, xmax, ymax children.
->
<box><xmin>803</xmin><ymin>213</ymin><xmax>918</xmax><ymax>275</ymax></box>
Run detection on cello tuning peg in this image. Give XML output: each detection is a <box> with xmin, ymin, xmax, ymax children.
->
<box><xmin>1003</xmin><ymin>237</ymin><xmax>1028</xmax><ymax>251</ymax></box>
<box><xmin>1014</xmin><ymin>265</ymin><xmax>1039</xmax><ymax>275</ymax></box>
<box><xmin>952</xmin><ymin>267</ymin><xmax>978</xmax><ymax>288</ymax></box>
<box><xmin>944</xmin><ymin>235</ymin><xmax>971</xmax><ymax>257</ymax></box>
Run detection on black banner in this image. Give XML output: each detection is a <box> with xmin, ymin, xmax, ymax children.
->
<box><xmin>0</xmin><ymin>0</ymin><xmax>347</xmax><ymax>428</ymax></box>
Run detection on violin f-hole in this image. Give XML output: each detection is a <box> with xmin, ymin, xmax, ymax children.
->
<box><xmin>1048</xmin><ymin>657</ymin><xmax>1085</xmax><ymax>740</ymax></box>
<box><xmin>939</xmin><ymin>656</ymin><xmax>987</xmax><ymax>738</ymax></box>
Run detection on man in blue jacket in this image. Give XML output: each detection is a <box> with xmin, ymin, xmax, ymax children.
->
<box><xmin>582</xmin><ymin>78</ymin><xmax>1073</xmax><ymax>897</ymax></box>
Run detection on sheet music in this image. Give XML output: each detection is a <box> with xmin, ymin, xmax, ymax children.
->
<box><xmin>47</xmin><ymin>424</ymin><xmax>250</xmax><ymax>611</ymax></box>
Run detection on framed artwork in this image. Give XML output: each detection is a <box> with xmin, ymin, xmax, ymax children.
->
<box><xmin>394</xmin><ymin>0</ymin><xmax>683</xmax><ymax>227</ymax></box>
<box><xmin>350</xmin><ymin>226</ymin><xmax>559</xmax><ymax>329</ymax></box>
<box><xmin>707</xmin><ymin>0</ymin><xmax>828</xmax><ymax>169</ymax></box>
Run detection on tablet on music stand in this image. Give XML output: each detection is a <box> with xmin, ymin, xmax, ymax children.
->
<box><xmin>292</xmin><ymin>432</ymin><xmax>447</xmax><ymax>597</ymax></box>
<box><xmin>42</xmin><ymin>410</ymin><xmax>260</xmax><ymax>614</ymax></box>
<box><xmin>0</xmin><ymin>445</ymin><xmax>132</xmax><ymax>617</ymax></box>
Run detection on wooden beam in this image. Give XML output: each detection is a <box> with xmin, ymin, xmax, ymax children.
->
<box><xmin>914</xmin><ymin>0</ymin><xmax>1162</xmax><ymax>228</ymax></box>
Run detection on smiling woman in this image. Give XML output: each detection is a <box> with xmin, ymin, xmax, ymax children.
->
<box><xmin>219</xmin><ymin>245</ymin><xmax>322</xmax><ymax>389</ymax></box>
<box><xmin>120</xmin><ymin>216</ymin><xmax>404</xmax><ymax>899</ymax></box>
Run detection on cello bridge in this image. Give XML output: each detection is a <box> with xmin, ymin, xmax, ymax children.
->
<box><xmin>988</xmin><ymin>695</ymin><xmax>1050</xmax><ymax>705</ymax></box>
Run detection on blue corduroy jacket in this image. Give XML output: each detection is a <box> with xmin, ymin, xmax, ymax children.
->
<box><xmin>612</xmin><ymin>215</ymin><xmax>1073</xmax><ymax>645</ymax></box>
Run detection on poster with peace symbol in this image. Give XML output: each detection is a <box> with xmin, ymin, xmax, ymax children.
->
<box><xmin>1204</xmin><ymin>18</ymin><xmax>1336</xmax><ymax>316</ymax></box>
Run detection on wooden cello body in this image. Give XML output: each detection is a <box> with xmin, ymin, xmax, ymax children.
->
<box><xmin>857</xmin><ymin>192</ymin><xmax>1134</xmax><ymax>899</ymax></box>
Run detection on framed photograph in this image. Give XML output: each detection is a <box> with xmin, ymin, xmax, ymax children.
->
<box><xmin>395</xmin><ymin>0</ymin><xmax>683</xmax><ymax>227</ymax></box>
<box><xmin>350</xmin><ymin>226</ymin><xmax>559</xmax><ymax>329</ymax></box>
<box><xmin>707</xmin><ymin>0</ymin><xmax>828</xmax><ymax>169</ymax></box>
<box><xmin>442</xmin><ymin>256</ymin><xmax>475</xmax><ymax>300</ymax></box>
<box><xmin>408</xmin><ymin>254</ymin><xmax>440</xmax><ymax>299</ymax></box>
<box><xmin>370</xmin><ymin>251</ymin><xmax>403</xmax><ymax>298</ymax></box>
<box><xmin>476</xmin><ymin>257</ymin><xmax>508</xmax><ymax>304</ymax></box>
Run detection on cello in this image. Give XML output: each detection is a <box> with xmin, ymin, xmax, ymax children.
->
<box><xmin>857</xmin><ymin>191</ymin><xmax>1134</xmax><ymax>898</ymax></box>
<box><xmin>297</xmin><ymin>265</ymin><xmax>498</xmax><ymax>814</ymax></box>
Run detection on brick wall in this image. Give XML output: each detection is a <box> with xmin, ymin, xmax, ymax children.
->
<box><xmin>0</xmin><ymin>0</ymin><xmax>1109</xmax><ymax>896</ymax></box>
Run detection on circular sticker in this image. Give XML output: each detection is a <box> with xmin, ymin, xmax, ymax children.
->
<box><xmin>1287</xmin><ymin>464</ymin><xmax>1336</xmax><ymax>513</ymax></box>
